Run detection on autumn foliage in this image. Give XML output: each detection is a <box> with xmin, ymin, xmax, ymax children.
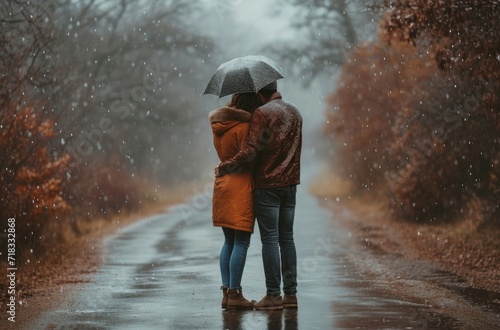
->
<box><xmin>0</xmin><ymin>1</ymin><xmax>68</xmax><ymax>254</ymax></box>
<box><xmin>0</xmin><ymin>2</ymin><xmax>136</xmax><ymax>256</ymax></box>
<box><xmin>1</xmin><ymin>0</ymin><xmax>212</xmax><ymax>261</ymax></box>
<box><xmin>327</xmin><ymin>1</ymin><xmax>500</xmax><ymax>222</ymax></box>
<box><xmin>325</xmin><ymin>41</ymin><xmax>435</xmax><ymax>191</ymax></box>
<box><xmin>0</xmin><ymin>98</ymin><xmax>70</xmax><ymax>253</ymax></box>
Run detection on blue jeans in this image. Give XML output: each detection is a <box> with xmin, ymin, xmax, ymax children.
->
<box><xmin>220</xmin><ymin>228</ymin><xmax>251</xmax><ymax>290</ymax></box>
<box><xmin>254</xmin><ymin>185</ymin><xmax>298</xmax><ymax>296</ymax></box>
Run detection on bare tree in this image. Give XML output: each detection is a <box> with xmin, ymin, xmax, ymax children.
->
<box><xmin>0</xmin><ymin>0</ymin><xmax>56</xmax><ymax>105</ymax></box>
<box><xmin>271</xmin><ymin>0</ymin><xmax>377</xmax><ymax>81</ymax></box>
<box><xmin>48</xmin><ymin>0</ymin><xmax>213</xmax><ymax>183</ymax></box>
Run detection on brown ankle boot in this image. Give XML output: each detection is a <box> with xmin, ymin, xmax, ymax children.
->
<box><xmin>221</xmin><ymin>286</ymin><xmax>228</xmax><ymax>309</ymax></box>
<box><xmin>227</xmin><ymin>289</ymin><xmax>253</xmax><ymax>310</ymax></box>
<box><xmin>283</xmin><ymin>294</ymin><xmax>298</xmax><ymax>309</ymax></box>
<box><xmin>253</xmin><ymin>294</ymin><xmax>283</xmax><ymax>310</ymax></box>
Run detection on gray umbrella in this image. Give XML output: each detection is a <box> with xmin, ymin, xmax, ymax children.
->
<box><xmin>203</xmin><ymin>55</ymin><xmax>284</xmax><ymax>98</ymax></box>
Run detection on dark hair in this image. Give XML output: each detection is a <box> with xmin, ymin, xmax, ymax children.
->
<box><xmin>258</xmin><ymin>88</ymin><xmax>276</xmax><ymax>100</ymax></box>
<box><xmin>258</xmin><ymin>82</ymin><xmax>277</xmax><ymax>100</ymax></box>
<box><xmin>228</xmin><ymin>92</ymin><xmax>261</xmax><ymax>113</ymax></box>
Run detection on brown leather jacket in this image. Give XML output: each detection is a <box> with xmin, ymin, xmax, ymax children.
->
<box><xmin>217</xmin><ymin>92</ymin><xmax>302</xmax><ymax>188</ymax></box>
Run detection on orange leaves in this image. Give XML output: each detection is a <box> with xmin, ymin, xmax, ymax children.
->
<box><xmin>15</xmin><ymin>152</ymin><xmax>70</xmax><ymax>217</ymax></box>
<box><xmin>325</xmin><ymin>40</ymin><xmax>435</xmax><ymax>191</ymax></box>
<box><xmin>377</xmin><ymin>0</ymin><xmax>500</xmax><ymax>222</ymax></box>
<box><xmin>38</xmin><ymin>119</ymin><xmax>57</xmax><ymax>138</ymax></box>
<box><xmin>382</xmin><ymin>0</ymin><xmax>500</xmax><ymax>77</ymax></box>
<box><xmin>29</xmin><ymin>178</ymin><xmax>70</xmax><ymax>216</ymax></box>
<box><xmin>326</xmin><ymin>28</ymin><xmax>499</xmax><ymax>222</ymax></box>
<box><xmin>0</xmin><ymin>100</ymin><xmax>70</xmax><ymax>222</ymax></box>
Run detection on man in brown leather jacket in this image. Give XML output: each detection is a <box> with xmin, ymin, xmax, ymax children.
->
<box><xmin>216</xmin><ymin>82</ymin><xmax>302</xmax><ymax>310</ymax></box>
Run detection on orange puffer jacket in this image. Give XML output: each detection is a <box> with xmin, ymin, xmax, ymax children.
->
<box><xmin>209</xmin><ymin>106</ymin><xmax>255</xmax><ymax>233</ymax></box>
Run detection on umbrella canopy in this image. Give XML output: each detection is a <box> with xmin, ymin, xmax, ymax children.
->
<box><xmin>203</xmin><ymin>55</ymin><xmax>284</xmax><ymax>98</ymax></box>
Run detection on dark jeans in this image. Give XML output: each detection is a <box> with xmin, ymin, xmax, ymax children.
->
<box><xmin>220</xmin><ymin>228</ymin><xmax>251</xmax><ymax>290</ymax></box>
<box><xmin>254</xmin><ymin>185</ymin><xmax>298</xmax><ymax>296</ymax></box>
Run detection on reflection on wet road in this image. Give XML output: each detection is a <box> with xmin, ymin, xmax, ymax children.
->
<box><xmin>31</xmin><ymin>176</ymin><xmax>499</xmax><ymax>329</ymax></box>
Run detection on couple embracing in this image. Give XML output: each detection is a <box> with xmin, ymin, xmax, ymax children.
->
<box><xmin>207</xmin><ymin>73</ymin><xmax>302</xmax><ymax>311</ymax></box>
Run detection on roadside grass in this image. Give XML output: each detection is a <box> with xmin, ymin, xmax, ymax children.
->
<box><xmin>309</xmin><ymin>164</ymin><xmax>500</xmax><ymax>292</ymax></box>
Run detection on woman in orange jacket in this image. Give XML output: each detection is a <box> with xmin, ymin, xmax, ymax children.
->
<box><xmin>209</xmin><ymin>93</ymin><xmax>260</xmax><ymax>309</ymax></box>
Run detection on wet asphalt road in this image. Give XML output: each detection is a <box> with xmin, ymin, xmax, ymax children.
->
<box><xmin>30</xmin><ymin>173</ymin><xmax>500</xmax><ymax>329</ymax></box>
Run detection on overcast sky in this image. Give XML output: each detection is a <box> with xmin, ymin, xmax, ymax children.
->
<box><xmin>198</xmin><ymin>0</ymin><xmax>298</xmax><ymax>54</ymax></box>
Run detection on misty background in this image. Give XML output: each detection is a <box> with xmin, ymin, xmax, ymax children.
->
<box><xmin>0</xmin><ymin>0</ymin><xmax>375</xmax><ymax>256</ymax></box>
<box><xmin>4</xmin><ymin>0</ymin><xmax>497</xmax><ymax>268</ymax></box>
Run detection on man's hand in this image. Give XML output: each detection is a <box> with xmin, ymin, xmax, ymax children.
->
<box><xmin>215</xmin><ymin>161</ymin><xmax>243</xmax><ymax>177</ymax></box>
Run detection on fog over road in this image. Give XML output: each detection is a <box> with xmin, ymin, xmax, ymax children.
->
<box><xmin>30</xmin><ymin>167</ymin><xmax>500</xmax><ymax>329</ymax></box>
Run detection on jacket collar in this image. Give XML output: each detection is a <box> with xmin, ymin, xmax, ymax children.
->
<box><xmin>268</xmin><ymin>92</ymin><xmax>282</xmax><ymax>102</ymax></box>
<box><xmin>208</xmin><ymin>106</ymin><xmax>252</xmax><ymax>123</ymax></box>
